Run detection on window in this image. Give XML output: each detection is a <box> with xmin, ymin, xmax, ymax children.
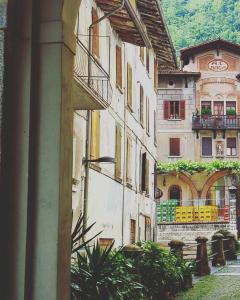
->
<box><xmin>140</xmin><ymin>152</ymin><xmax>149</xmax><ymax>194</ymax></box>
<box><xmin>116</xmin><ymin>45</ymin><xmax>122</xmax><ymax>89</ymax></box>
<box><xmin>140</xmin><ymin>47</ymin><xmax>145</xmax><ymax>63</ymax></box>
<box><xmin>130</xmin><ymin>219</ymin><xmax>136</xmax><ymax>244</ymax></box>
<box><xmin>145</xmin><ymin>217</ymin><xmax>151</xmax><ymax>241</ymax></box>
<box><xmin>226</xmin><ymin>101</ymin><xmax>236</xmax><ymax>112</ymax></box>
<box><xmin>154</xmin><ymin>110</ymin><xmax>157</xmax><ymax>145</ymax></box>
<box><xmin>126</xmin><ymin>136</ymin><xmax>132</xmax><ymax>184</ymax></box>
<box><xmin>115</xmin><ymin>124</ymin><xmax>122</xmax><ymax>178</ymax></box>
<box><xmin>90</xmin><ymin>111</ymin><xmax>100</xmax><ymax>159</ymax></box>
<box><xmin>139</xmin><ymin>85</ymin><xmax>144</xmax><ymax>125</ymax></box>
<box><xmin>184</xmin><ymin>77</ymin><xmax>188</xmax><ymax>88</ymax></box>
<box><xmin>154</xmin><ymin>57</ymin><xmax>158</xmax><ymax>89</ymax></box>
<box><xmin>146</xmin><ymin>48</ymin><xmax>150</xmax><ymax>73</ymax></box>
<box><xmin>169</xmin><ymin>138</ymin><xmax>180</xmax><ymax>156</ymax></box>
<box><xmin>169</xmin><ymin>185</ymin><xmax>181</xmax><ymax>206</ymax></box>
<box><xmin>202</xmin><ymin>137</ymin><xmax>212</xmax><ymax>156</ymax></box>
<box><xmin>92</xmin><ymin>8</ymin><xmax>99</xmax><ymax>58</ymax></box>
<box><xmin>127</xmin><ymin>63</ymin><xmax>133</xmax><ymax>109</ymax></box>
<box><xmin>146</xmin><ymin>97</ymin><xmax>150</xmax><ymax>134</ymax></box>
<box><xmin>227</xmin><ymin>138</ymin><xmax>237</xmax><ymax>156</ymax></box>
<box><xmin>213</xmin><ymin>101</ymin><xmax>224</xmax><ymax>115</ymax></box>
<box><xmin>164</xmin><ymin>101</ymin><xmax>185</xmax><ymax>120</ymax></box>
<box><xmin>99</xmin><ymin>238</ymin><xmax>114</xmax><ymax>250</ymax></box>
<box><xmin>201</xmin><ymin>101</ymin><xmax>211</xmax><ymax>110</ymax></box>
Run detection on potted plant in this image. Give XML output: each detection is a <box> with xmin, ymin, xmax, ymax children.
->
<box><xmin>201</xmin><ymin>107</ymin><xmax>212</xmax><ymax>118</ymax></box>
<box><xmin>226</xmin><ymin>108</ymin><xmax>236</xmax><ymax>119</ymax></box>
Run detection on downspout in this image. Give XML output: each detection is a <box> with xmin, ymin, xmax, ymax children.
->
<box><xmin>83</xmin><ymin>0</ymin><xmax>125</xmax><ymax>231</ymax></box>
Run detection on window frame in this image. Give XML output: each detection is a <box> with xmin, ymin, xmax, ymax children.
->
<box><xmin>169</xmin><ymin>138</ymin><xmax>180</xmax><ymax>157</ymax></box>
<box><xmin>227</xmin><ymin>137</ymin><xmax>237</xmax><ymax>156</ymax></box>
<box><xmin>201</xmin><ymin>137</ymin><xmax>213</xmax><ymax>157</ymax></box>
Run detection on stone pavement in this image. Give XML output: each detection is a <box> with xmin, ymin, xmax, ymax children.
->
<box><xmin>176</xmin><ymin>258</ymin><xmax>240</xmax><ymax>300</ymax></box>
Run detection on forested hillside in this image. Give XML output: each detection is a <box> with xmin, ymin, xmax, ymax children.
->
<box><xmin>161</xmin><ymin>0</ymin><xmax>240</xmax><ymax>54</ymax></box>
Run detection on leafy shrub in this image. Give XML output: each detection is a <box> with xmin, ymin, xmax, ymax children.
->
<box><xmin>201</xmin><ymin>107</ymin><xmax>212</xmax><ymax>116</ymax></box>
<box><xmin>136</xmin><ymin>241</ymin><xmax>183</xmax><ymax>299</ymax></box>
<box><xmin>226</xmin><ymin>108</ymin><xmax>236</xmax><ymax>116</ymax></box>
<box><xmin>71</xmin><ymin>242</ymin><xmax>144</xmax><ymax>300</ymax></box>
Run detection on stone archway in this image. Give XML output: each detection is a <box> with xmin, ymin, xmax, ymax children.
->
<box><xmin>1</xmin><ymin>1</ymin><xmax>82</xmax><ymax>299</ymax></box>
<box><xmin>201</xmin><ymin>170</ymin><xmax>232</xmax><ymax>199</ymax></box>
<box><xmin>172</xmin><ymin>172</ymin><xmax>199</xmax><ymax>200</ymax></box>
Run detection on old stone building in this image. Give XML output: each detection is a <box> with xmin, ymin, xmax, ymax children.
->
<box><xmin>156</xmin><ymin>39</ymin><xmax>240</xmax><ymax>241</ymax></box>
<box><xmin>72</xmin><ymin>0</ymin><xmax>177</xmax><ymax>247</ymax></box>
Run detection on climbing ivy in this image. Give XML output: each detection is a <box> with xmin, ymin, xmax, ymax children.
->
<box><xmin>157</xmin><ymin>160</ymin><xmax>240</xmax><ymax>175</ymax></box>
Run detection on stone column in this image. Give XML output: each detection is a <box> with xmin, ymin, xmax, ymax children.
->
<box><xmin>168</xmin><ymin>240</ymin><xmax>185</xmax><ymax>259</ymax></box>
<box><xmin>195</xmin><ymin>236</ymin><xmax>210</xmax><ymax>276</ymax></box>
<box><xmin>212</xmin><ymin>233</ymin><xmax>226</xmax><ymax>267</ymax></box>
<box><xmin>225</xmin><ymin>233</ymin><xmax>237</xmax><ymax>261</ymax></box>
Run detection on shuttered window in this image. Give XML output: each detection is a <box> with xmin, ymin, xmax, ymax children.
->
<box><xmin>146</xmin><ymin>48</ymin><xmax>150</xmax><ymax>73</ymax></box>
<box><xmin>202</xmin><ymin>137</ymin><xmax>212</xmax><ymax>156</ymax></box>
<box><xmin>130</xmin><ymin>219</ymin><xmax>136</xmax><ymax>244</ymax></box>
<box><xmin>115</xmin><ymin>124</ymin><xmax>122</xmax><ymax>178</ymax></box>
<box><xmin>145</xmin><ymin>217</ymin><xmax>151</xmax><ymax>241</ymax></box>
<box><xmin>169</xmin><ymin>138</ymin><xmax>180</xmax><ymax>156</ymax></box>
<box><xmin>116</xmin><ymin>45</ymin><xmax>122</xmax><ymax>89</ymax></box>
<box><xmin>154</xmin><ymin>57</ymin><xmax>158</xmax><ymax>89</ymax></box>
<box><xmin>140</xmin><ymin>85</ymin><xmax>144</xmax><ymax>125</ymax></box>
<box><xmin>92</xmin><ymin>8</ymin><xmax>99</xmax><ymax>58</ymax></box>
<box><xmin>127</xmin><ymin>63</ymin><xmax>133</xmax><ymax>109</ymax></box>
<box><xmin>164</xmin><ymin>101</ymin><xmax>185</xmax><ymax>120</ymax></box>
<box><xmin>227</xmin><ymin>137</ymin><xmax>237</xmax><ymax>156</ymax></box>
<box><xmin>126</xmin><ymin>136</ymin><xmax>132</xmax><ymax>184</ymax></box>
<box><xmin>141</xmin><ymin>152</ymin><xmax>149</xmax><ymax>194</ymax></box>
<box><xmin>99</xmin><ymin>238</ymin><xmax>114</xmax><ymax>250</ymax></box>
<box><xmin>90</xmin><ymin>111</ymin><xmax>100</xmax><ymax>159</ymax></box>
<box><xmin>146</xmin><ymin>97</ymin><xmax>150</xmax><ymax>134</ymax></box>
<box><xmin>140</xmin><ymin>47</ymin><xmax>145</xmax><ymax>63</ymax></box>
<box><xmin>145</xmin><ymin>158</ymin><xmax>149</xmax><ymax>195</ymax></box>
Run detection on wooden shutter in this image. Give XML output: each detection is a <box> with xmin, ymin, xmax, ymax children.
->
<box><xmin>90</xmin><ymin>111</ymin><xmax>100</xmax><ymax>159</ymax></box>
<box><xmin>92</xmin><ymin>8</ymin><xmax>99</xmax><ymax>58</ymax></box>
<box><xmin>145</xmin><ymin>217</ymin><xmax>151</xmax><ymax>241</ymax></box>
<box><xmin>141</xmin><ymin>152</ymin><xmax>146</xmax><ymax>191</ymax></box>
<box><xmin>146</xmin><ymin>48</ymin><xmax>150</xmax><ymax>73</ymax></box>
<box><xmin>169</xmin><ymin>138</ymin><xmax>180</xmax><ymax>156</ymax></box>
<box><xmin>127</xmin><ymin>63</ymin><xmax>133</xmax><ymax>109</ymax></box>
<box><xmin>140</xmin><ymin>85</ymin><xmax>144</xmax><ymax>125</ymax></box>
<box><xmin>202</xmin><ymin>137</ymin><xmax>212</xmax><ymax>156</ymax></box>
<box><xmin>140</xmin><ymin>47</ymin><xmax>145</xmax><ymax>63</ymax></box>
<box><xmin>180</xmin><ymin>101</ymin><xmax>185</xmax><ymax>120</ymax></box>
<box><xmin>145</xmin><ymin>158</ymin><xmax>149</xmax><ymax>195</ymax></box>
<box><xmin>154</xmin><ymin>57</ymin><xmax>158</xmax><ymax>89</ymax></box>
<box><xmin>126</xmin><ymin>136</ymin><xmax>132</xmax><ymax>183</ymax></box>
<box><xmin>164</xmin><ymin>101</ymin><xmax>170</xmax><ymax>120</ymax></box>
<box><xmin>130</xmin><ymin>219</ymin><xmax>136</xmax><ymax>244</ymax></box>
<box><xmin>115</xmin><ymin>124</ymin><xmax>122</xmax><ymax>178</ymax></box>
<box><xmin>116</xmin><ymin>45</ymin><xmax>122</xmax><ymax>89</ymax></box>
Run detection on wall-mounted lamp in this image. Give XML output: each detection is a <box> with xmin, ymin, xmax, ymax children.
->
<box><xmin>83</xmin><ymin>156</ymin><xmax>115</xmax><ymax>164</ymax></box>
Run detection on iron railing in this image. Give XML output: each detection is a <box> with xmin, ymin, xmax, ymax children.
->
<box><xmin>74</xmin><ymin>38</ymin><xmax>112</xmax><ymax>107</ymax></box>
<box><xmin>192</xmin><ymin>115</ymin><xmax>240</xmax><ymax>130</ymax></box>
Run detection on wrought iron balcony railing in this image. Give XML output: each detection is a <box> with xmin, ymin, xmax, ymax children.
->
<box><xmin>192</xmin><ymin>114</ymin><xmax>240</xmax><ymax>130</ymax></box>
<box><xmin>74</xmin><ymin>38</ymin><xmax>112</xmax><ymax>108</ymax></box>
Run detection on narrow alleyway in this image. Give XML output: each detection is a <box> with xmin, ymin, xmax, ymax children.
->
<box><xmin>177</xmin><ymin>259</ymin><xmax>240</xmax><ymax>300</ymax></box>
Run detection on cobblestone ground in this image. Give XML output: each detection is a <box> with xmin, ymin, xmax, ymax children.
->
<box><xmin>176</xmin><ymin>260</ymin><xmax>240</xmax><ymax>300</ymax></box>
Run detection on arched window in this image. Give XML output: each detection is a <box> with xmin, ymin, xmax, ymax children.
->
<box><xmin>169</xmin><ymin>185</ymin><xmax>181</xmax><ymax>206</ymax></box>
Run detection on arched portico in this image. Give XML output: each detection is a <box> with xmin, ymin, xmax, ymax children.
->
<box><xmin>201</xmin><ymin>170</ymin><xmax>232</xmax><ymax>199</ymax></box>
<box><xmin>172</xmin><ymin>172</ymin><xmax>199</xmax><ymax>200</ymax></box>
<box><xmin>1</xmin><ymin>1</ymin><xmax>82</xmax><ymax>299</ymax></box>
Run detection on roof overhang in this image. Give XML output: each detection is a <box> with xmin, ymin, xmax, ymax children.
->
<box><xmin>158</xmin><ymin>70</ymin><xmax>201</xmax><ymax>78</ymax></box>
<box><xmin>180</xmin><ymin>38</ymin><xmax>240</xmax><ymax>61</ymax></box>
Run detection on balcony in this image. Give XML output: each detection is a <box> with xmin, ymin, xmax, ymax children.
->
<box><xmin>73</xmin><ymin>38</ymin><xmax>112</xmax><ymax>110</ymax></box>
<box><xmin>192</xmin><ymin>115</ymin><xmax>240</xmax><ymax>138</ymax></box>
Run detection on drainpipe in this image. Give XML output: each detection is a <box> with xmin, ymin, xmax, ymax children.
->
<box><xmin>122</xmin><ymin>42</ymin><xmax>126</xmax><ymax>246</ymax></box>
<box><xmin>83</xmin><ymin>0</ymin><xmax>125</xmax><ymax>231</ymax></box>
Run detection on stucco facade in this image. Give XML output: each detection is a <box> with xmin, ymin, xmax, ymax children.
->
<box><xmin>156</xmin><ymin>39</ymin><xmax>240</xmax><ymax>241</ymax></box>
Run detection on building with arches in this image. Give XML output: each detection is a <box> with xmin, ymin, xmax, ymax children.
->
<box><xmin>156</xmin><ymin>39</ymin><xmax>240</xmax><ymax>241</ymax></box>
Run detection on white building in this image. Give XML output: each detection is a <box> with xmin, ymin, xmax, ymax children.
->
<box><xmin>72</xmin><ymin>0</ymin><xmax>176</xmax><ymax>247</ymax></box>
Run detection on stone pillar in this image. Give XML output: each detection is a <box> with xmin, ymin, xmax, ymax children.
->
<box><xmin>212</xmin><ymin>233</ymin><xmax>226</xmax><ymax>267</ymax></box>
<box><xmin>195</xmin><ymin>236</ymin><xmax>210</xmax><ymax>276</ymax></box>
<box><xmin>168</xmin><ymin>240</ymin><xmax>185</xmax><ymax>259</ymax></box>
<box><xmin>225</xmin><ymin>233</ymin><xmax>237</xmax><ymax>261</ymax></box>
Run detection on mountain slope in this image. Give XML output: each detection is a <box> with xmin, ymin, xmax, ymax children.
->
<box><xmin>161</xmin><ymin>0</ymin><xmax>240</xmax><ymax>55</ymax></box>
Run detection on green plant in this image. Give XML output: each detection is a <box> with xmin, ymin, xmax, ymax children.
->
<box><xmin>226</xmin><ymin>108</ymin><xmax>236</xmax><ymax>116</ymax></box>
<box><xmin>136</xmin><ymin>241</ymin><xmax>183</xmax><ymax>299</ymax></box>
<box><xmin>71</xmin><ymin>242</ymin><xmax>144</xmax><ymax>300</ymax></box>
<box><xmin>71</xmin><ymin>214</ymin><xmax>101</xmax><ymax>254</ymax></box>
<box><xmin>201</xmin><ymin>107</ymin><xmax>212</xmax><ymax>116</ymax></box>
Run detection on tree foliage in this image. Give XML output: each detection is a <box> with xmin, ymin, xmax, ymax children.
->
<box><xmin>162</xmin><ymin>0</ymin><xmax>240</xmax><ymax>54</ymax></box>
